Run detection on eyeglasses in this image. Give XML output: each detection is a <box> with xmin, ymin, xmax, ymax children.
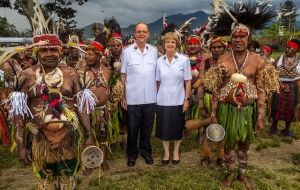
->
<box><xmin>135</xmin><ymin>30</ymin><xmax>148</xmax><ymax>34</ymax></box>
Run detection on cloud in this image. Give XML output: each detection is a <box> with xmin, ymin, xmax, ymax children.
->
<box><xmin>0</xmin><ymin>0</ymin><xmax>299</xmax><ymax>31</ymax></box>
<box><xmin>73</xmin><ymin>0</ymin><xmax>207</xmax><ymax>28</ymax></box>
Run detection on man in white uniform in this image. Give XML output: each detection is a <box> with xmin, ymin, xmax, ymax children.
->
<box><xmin>121</xmin><ymin>22</ymin><xmax>158</xmax><ymax>166</ymax></box>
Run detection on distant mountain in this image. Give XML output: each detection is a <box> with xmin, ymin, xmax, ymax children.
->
<box><xmin>81</xmin><ymin>10</ymin><xmax>210</xmax><ymax>39</ymax></box>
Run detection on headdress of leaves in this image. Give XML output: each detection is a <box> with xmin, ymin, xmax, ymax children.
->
<box><xmin>31</xmin><ymin>0</ymin><xmax>55</xmax><ymax>35</ymax></box>
<box><xmin>207</xmin><ymin>0</ymin><xmax>277</xmax><ymax>36</ymax></box>
<box><xmin>67</xmin><ymin>34</ymin><xmax>87</xmax><ymax>53</ymax></box>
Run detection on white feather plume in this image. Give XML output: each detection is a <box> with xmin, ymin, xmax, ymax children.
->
<box><xmin>178</xmin><ymin>17</ymin><xmax>196</xmax><ymax>32</ymax></box>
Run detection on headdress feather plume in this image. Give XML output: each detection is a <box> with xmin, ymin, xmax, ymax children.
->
<box><xmin>207</xmin><ymin>0</ymin><xmax>277</xmax><ymax>36</ymax></box>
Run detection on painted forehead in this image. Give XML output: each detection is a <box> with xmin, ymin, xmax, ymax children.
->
<box><xmin>231</xmin><ymin>24</ymin><xmax>250</xmax><ymax>37</ymax></box>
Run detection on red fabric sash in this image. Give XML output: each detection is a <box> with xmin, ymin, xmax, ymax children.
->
<box><xmin>0</xmin><ymin>108</ymin><xmax>9</xmax><ymax>145</ymax></box>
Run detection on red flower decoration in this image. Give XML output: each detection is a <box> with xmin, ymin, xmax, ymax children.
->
<box><xmin>41</xmin><ymin>94</ymin><xmax>49</xmax><ymax>101</ymax></box>
<box><xmin>192</xmin><ymin>65</ymin><xmax>199</xmax><ymax>71</ymax></box>
<box><xmin>49</xmin><ymin>98</ymin><xmax>61</xmax><ymax>108</ymax></box>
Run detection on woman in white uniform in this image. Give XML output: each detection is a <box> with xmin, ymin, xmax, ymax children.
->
<box><xmin>156</xmin><ymin>32</ymin><xmax>192</xmax><ymax>165</ymax></box>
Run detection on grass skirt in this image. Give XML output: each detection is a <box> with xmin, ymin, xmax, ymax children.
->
<box><xmin>217</xmin><ymin>102</ymin><xmax>257</xmax><ymax>148</ymax></box>
<box><xmin>32</xmin><ymin>132</ymin><xmax>77</xmax><ymax>176</ymax></box>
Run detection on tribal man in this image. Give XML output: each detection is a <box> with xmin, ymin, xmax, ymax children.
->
<box><xmin>6</xmin><ymin>33</ymin><xmax>94</xmax><ymax>189</ymax></box>
<box><xmin>185</xmin><ymin>35</ymin><xmax>204</xmax><ymax>118</ymax></box>
<box><xmin>63</xmin><ymin>34</ymin><xmax>86</xmax><ymax>70</ymax></box>
<box><xmin>78</xmin><ymin>41</ymin><xmax>115</xmax><ymax>171</ymax></box>
<box><xmin>203</xmin><ymin>23</ymin><xmax>277</xmax><ymax>189</ymax></box>
<box><xmin>108</xmin><ymin>32</ymin><xmax>127</xmax><ymax>150</ymax></box>
<box><xmin>198</xmin><ymin>36</ymin><xmax>227</xmax><ymax>166</ymax></box>
<box><xmin>271</xmin><ymin>39</ymin><xmax>300</xmax><ymax>136</ymax></box>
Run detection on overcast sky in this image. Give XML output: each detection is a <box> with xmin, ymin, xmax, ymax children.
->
<box><xmin>0</xmin><ymin>0</ymin><xmax>299</xmax><ymax>31</ymax></box>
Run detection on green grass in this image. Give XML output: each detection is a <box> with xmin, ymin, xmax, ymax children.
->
<box><xmin>277</xmin><ymin>167</ymin><xmax>300</xmax><ymax>175</ymax></box>
<box><xmin>271</xmin><ymin>51</ymin><xmax>282</xmax><ymax>59</ymax></box>
<box><xmin>254</xmin><ymin>121</ymin><xmax>300</xmax><ymax>152</ymax></box>
<box><xmin>1</xmin><ymin>119</ymin><xmax>300</xmax><ymax>189</ymax></box>
<box><xmin>0</xmin><ymin>146</ymin><xmax>19</xmax><ymax>170</ymax></box>
<box><xmin>107</xmin><ymin>129</ymin><xmax>201</xmax><ymax>161</ymax></box>
<box><xmin>85</xmin><ymin>166</ymin><xmax>300</xmax><ymax>190</ymax></box>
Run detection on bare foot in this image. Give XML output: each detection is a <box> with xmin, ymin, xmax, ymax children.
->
<box><xmin>82</xmin><ymin>167</ymin><xmax>93</xmax><ymax>176</ymax></box>
<box><xmin>237</xmin><ymin>173</ymin><xmax>256</xmax><ymax>190</ymax></box>
<box><xmin>101</xmin><ymin>161</ymin><xmax>110</xmax><ymax>172</ymax></box>
<box><xmin>200</xmin><ymin>157</ymin><xmax>211</xmax><ymax>166</ymax></box>
<box><xmin>222</xmin><ymin>173</ymin><xmax>235</xmax><ymax>188</ymax></box>
<box><xmin>216</xmin><ymin>158</ymin><xmax>224</xmax><ymax>167</ymax></box>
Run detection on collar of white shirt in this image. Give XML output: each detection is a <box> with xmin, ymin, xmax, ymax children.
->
<box><xmin>163</xmin><ymin>52</ymin><xmax>179</xmax><ymax>65</ymax></box>
<box><xmin>133</xmin><ymin>42</ymin><xmax>150</xmax><ymax>55</ymax></box>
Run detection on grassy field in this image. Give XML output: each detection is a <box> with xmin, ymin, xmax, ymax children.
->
<box><xmin>1</xmin><ymin>121</ymin><xmax>300</xmax><ymax>190</ymax></box>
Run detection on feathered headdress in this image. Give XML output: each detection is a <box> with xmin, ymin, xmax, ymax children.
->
<box><xmin>161</xmin><ymin>13</ymin><xmax>196</xmax><ymax>43</ymax></box>
<box><xmin>31</xmin><ymin>0</ymin><xmax>62</xmax><ymax>48</ymax></box>
<box><xmin>96</xmin><ymin>17</ymin><xmax>121</xmax><ymax>48</ymax></box>
<box><xmin>67</xmin><ymin>34</ymin><xmax>86</xmax><ymax>53</ymax></box>
<box><xmin>178</xmin><ymin>17</ymin><xmax>196</xmax><ymax>34</ymax></box>
<box><xmin>161</xmin><ymin>23</ymin><xmax>181</xmax><ymax>43</ymax></box>
<box><xmin>162</xmin><ymin>13</ymin><xmax>168</xmax><ymax>30</ymax></box>
<box><xmin>207</xmin><ymin>0</ymin><xmax>277</xmax><ymax>36</ymax></box>
<box><xmin>0</xmin><ymin>0</ymin><xmax>62</xmax><ymax>65</ymax></box>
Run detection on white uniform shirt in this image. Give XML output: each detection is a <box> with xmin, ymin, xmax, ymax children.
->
<box><xmin>121</xmin><ymin>43</ymin><xmax>158</xmax><ymax>105</ymax></box>
<box><xmin>156</xmin><ymin>53</ymin><xmax>192</xmax><ymax>106</ymax></box>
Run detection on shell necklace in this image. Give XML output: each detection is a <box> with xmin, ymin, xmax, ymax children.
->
<box><xmin>231</xmin><ymin>50</ymin><xmax>249</xmax><ymax>83</ymax></box>
<box><xmin>232</xmin><ymin>50</ymin><xmax>249</xmax><ymax>73</ymax></box>
<box><xmin>283</xmin><ymin>56</ymin><xmax>299</xmax><ymax>71</ymax></box>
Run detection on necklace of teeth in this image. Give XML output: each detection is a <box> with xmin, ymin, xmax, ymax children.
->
<box><xmin>232</xmin><ymin>50</ymin><xmax>249</xmax><ymax>73</ymax></box>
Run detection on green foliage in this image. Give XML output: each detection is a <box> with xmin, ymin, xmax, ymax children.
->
<box><xmin>0</xmin><ymin>0</ymin><xmax>89</xmax><ymax>30</ymax></box>
<box><xmin>280</xmin><ymin>0</ymin><xmax>298</xmax><ymax>32</ymax></box>
<box><xmin>0</xmin><ymin>0</ymin><xmax>11</xmax><ymax>8</ymax></box>
<box><xmin>0</xmin><ymin>17</ymin><xmax>20</xmax><ymax>37</ymax></box>
<box><xmin>44</xmin><ymin>1</ymin><xmax>77</xmax><ymax>29</ymax></box>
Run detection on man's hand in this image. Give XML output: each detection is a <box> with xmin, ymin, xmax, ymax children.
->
<box><xmin>84</xmin><ymin>135</ymin><xmax>94</xmax><ymax>148</ymax></box>
<box><xmin>192</xmin><ymin>79</ymin><xmax>201</xmax><ymax>89</ymax></box>
<box><xmin>210</xmin><ymin>115</ymin><xmax>218</xmax><ymax>124</ymax></box>
<box><xmin>200</xmin><ymin>109</ymin><xmax>209</xmax><ymax>119</ymax></box>
<box><xmin>121</xmin><ymin>96</ymin><xmax>127</xmax><ymax>110</ymax></box>
<box><xmin>255</xmin><ymin>118</ymin><xmax>264</xmax><ymax>136</ymax></box>
<box><xmin>18</xmin><ymin>147</ymin><xmax>31</xmax><ymax>165</ymax></box>
<box><xmin>183</xmin><ymin>100</ymin><xmax>189</xmax><ymax>112</ymax></box>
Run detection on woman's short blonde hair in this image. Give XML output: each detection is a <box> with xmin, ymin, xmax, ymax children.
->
<box><xmin>163</xmin><ymin>32</ymin><xmax>180</xmax><ymax>47</ymax></box>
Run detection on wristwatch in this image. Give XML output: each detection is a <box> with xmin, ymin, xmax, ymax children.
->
<box><xmin>184</xmin><ymin>96</ymin><xmax>190</xmax><ymax>100</ymax></box>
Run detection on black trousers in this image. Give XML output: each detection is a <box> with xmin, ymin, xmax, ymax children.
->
<box><xmin>126</xmin><ymin>103</ymin><xmax>156</xmax><ymax>160</ymax></box>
